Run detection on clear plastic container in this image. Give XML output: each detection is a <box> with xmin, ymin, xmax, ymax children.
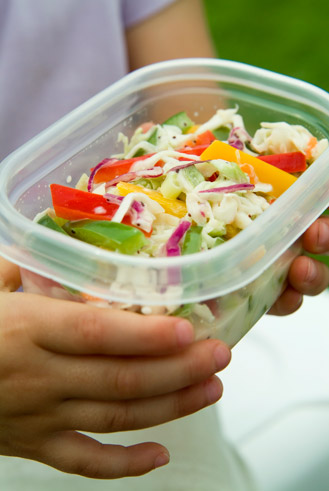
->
<box><xmin>0</xmin><ymin>59</ymin><xmax>328</xmax><ymax>347</ymax></box>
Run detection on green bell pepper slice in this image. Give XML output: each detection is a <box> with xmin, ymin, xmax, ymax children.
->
<box><xmin>182</xmin><ymin>226</ymin><xmax>203</xmax><ymax>255</ymax></box>
<box><xmin>63</xmin><ymin>220</ymin><xmax>148</xmax><ymax>255</ymax></box>
<box><xmin>37</xmin><ymin>214</ymin><xmax>69</xmax><ymax>235</ymax></box>
<box><xmin>180</xmin><ymin>165</ymin><xmax>205</xmax><ymax>188</ymax></box>
<box><xmin>163</xmin><ymin>111</ymin><xmax>194</xmax><ymax>134</ymax></box>
<box><xmin>132</xmin><ymin>128</ymin><xmax>159</xmax><ymax>157</ymax></box>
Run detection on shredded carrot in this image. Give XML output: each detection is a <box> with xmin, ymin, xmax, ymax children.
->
<box><xmin>305</xmin><ymin>136</ymin><xmax>317</xmax><ymax>160</ymax></box>
<box><xmin>81</xmin><ymin>292</ymin><xmax>104</xmax><ymax>302</ymax></box>
<box><xmin>239</xmin><ymin>163</ymin><xmax>259</xmax><ymax>184</ymax></box>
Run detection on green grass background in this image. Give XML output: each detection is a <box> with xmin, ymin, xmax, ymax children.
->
<box><xmin>204</xmin><ymin>0</ymin><xmax>329</xmax><ymax>269</ymax></box>
<box><xmin>204</xmin><ymin>0</ymin><xmax>329</xmax><ymax>92</ymax></box>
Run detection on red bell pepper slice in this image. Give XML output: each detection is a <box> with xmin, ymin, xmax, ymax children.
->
<box><xmin>192</xmin><ymin>130</ymin><xmax>216</xmax><ymax>146</ymax></box>
<box><xmin>50</xmin><ymin>184</ymin><xmax>121</xmax><ymax>221</ymax></box>
<box><xmin>177</xmin><ymin>144</ymin><xmax>213</xmax><ymax>156</ymax></box>
<box><xmin>257</xmin><ymin>152</ymin><xmax>307</xmax><ymax>173</ymax></box>
<box><xmin>92</xmin><ymin>154</ymin><xmax>163</xmax><ymax>185</ymax></box>
<box><xmin>50</xmin><ymin>184</ymin><xmax>153</xmax><ymax>236</ymax></box>
<box><xmin>91</xmin><ymin>131</ymin><xmax>216</xmax><ymax>185</ymax></box>
<box><xmin>51</xmin><ymin>183</ymin><xmax>137</xmax><ymax>226</ymax></box>
<box><xmin>178</xmin><ymin>130</ymin><xmax>216</xmax><ymax>156</ymax></box>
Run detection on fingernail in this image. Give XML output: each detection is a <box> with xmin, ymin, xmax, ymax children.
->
<box><xmin>317</xmin><ymin>220</ymin><xmax>329</xmax><ymax>250</ymax></box>
<box><xmin>205</xmin><ymin>377</ymin><xmax>222</xmax><ymax>403</ymax></box>
<box><xmin>175</xmin><ymin>320</ymin><xmax>194</xmax><ymax>347</ymax></box>
<box><xmin>214</xmin><ymin>344</ymin><xmax>231</xmax><ymax>371</ymax></box>
<box><xmin>304</xmin><ymin>259</ymin><xmax>317</xmax><ymax>283</ymax></box>
<box><xmin>154</xmin><ymin>452</ymin><xmax>170</xmax><ymax>469</ymax></box>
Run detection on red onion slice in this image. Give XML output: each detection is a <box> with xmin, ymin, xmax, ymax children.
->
<box><xmin>167</xmin><ymin>159</ymin><xmax>210</xmax><ymax>173</ymax></box>
<box><xmin>228</xmin><ymin>138</ymin><xmax>244</xmax><ymax>151</ymax></box>
<box><xmin>199</xmin><ymin>183</ymin><xmax>255</xmax><ymax>194</ymax></box>
<box><xmin>165</xmin><ymin>220</ymin><xmax>191</xmax><ymax>257</ymax></box>
<box><xmin>103</xmin><ymin>193</ymin><xmax>151</xmax><ymax>232</ymax></box>
<box><xmin>104</xmin><ymin>194</ymin><xmax>146</xmax><ymax>214</ymax></box>
<box><xmin>103</xmin><ymin>193</ymin><xmax>124</xmax><ymax>205</ymax></box>
<box><xmin>88</xmin><ymin>158</ymin><xmax>115</xmax><ymax>192</ymax></box>
<box><xmin>228</xmin><ymin>126</ymin><xmax>252</xmax><ymax>150</ymax></box>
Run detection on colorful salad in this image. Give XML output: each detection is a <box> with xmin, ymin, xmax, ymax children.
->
<box><xmin>30</xmin><ymin>107</ymin><xmax>327</xmax><ymax>344</ymax></box>
<box><xmin>35</xmin><ymin>107</ymin><xmax>328</xmax><ymax>258</ymax></box>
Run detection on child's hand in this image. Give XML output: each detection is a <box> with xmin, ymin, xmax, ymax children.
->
<box><xmin>0</xmin><ymin>260</ymin><xmax>231</xmax><ymax>479</ymax></box>
<box><xmin>269</xmin><ymin>216</ymin><xmax>329</xmax><ymax>315</ymax></box>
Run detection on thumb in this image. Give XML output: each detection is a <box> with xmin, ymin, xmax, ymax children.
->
<box><xmin>0</xmin><ymin>257</ymin><xmax>21</xmax><ymax>291</ymax></box>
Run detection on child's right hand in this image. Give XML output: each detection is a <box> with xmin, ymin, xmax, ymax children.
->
<box><xmin>269</xmin><ymin>215</ymin><xmax>329</xmax><ymax>315</ymax></box>
<box><xmin>0</xmin><ymin>258</ymin><xmax>231</xmax><ymax>479</ymax></box>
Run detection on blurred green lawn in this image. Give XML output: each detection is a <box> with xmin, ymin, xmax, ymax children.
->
<box><xmin>204</xmin><ymin>0</ymin><xmax>329</xmax><ymax>92</ymax></box>
<box><xmin>204</xmin><ymin>0</ymin><xmax>329</xmax><ymax>269</ymax></box>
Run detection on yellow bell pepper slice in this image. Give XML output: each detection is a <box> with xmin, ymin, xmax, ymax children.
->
<box><xmin>200</xmin><ymin>140</ymin><xmax>297</xmax><ymax>198</ymax></box>
<box><xmin>116</xmin><ymin>182</ymin><xmax>187</xmax><ymax>218</ymax></box>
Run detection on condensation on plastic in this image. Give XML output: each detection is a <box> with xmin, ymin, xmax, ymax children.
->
<box><xmin>0</xmin><ymin>59</ymin><xmax>328</xmax><ymax>342</ymax></box>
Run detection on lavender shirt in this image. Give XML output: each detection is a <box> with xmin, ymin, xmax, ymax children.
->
<box><xmin>0</xmin><ymin>0</ymin><xmax>174</xmax><ymax>160</ymax></box>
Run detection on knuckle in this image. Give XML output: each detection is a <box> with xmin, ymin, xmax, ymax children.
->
<box><xmin>171</xmin><ymin>391</ymin><xmax>187</xmax><ymax>419</ymax></box>
<box><xmin>141</xmin><ymin>316</ymin><xmax>175</xmax><ymax>349</ymax></box>
<box><xmin>113</xmin><ymin>364</ymin><xmax>143</xmax><ymax>399</ymax></box>
<box><xmin>67</xmin><ymin>445</ymin><xmax>128</xmax><ymax>479</ymax></box>
<box><xmin>185</xmin><ymin>347</ymin><xmax>209</xmax><ymax>383</ymax></box>
<box><xmin>75</xmin><ymin>309</ymin><xmax>106</xmax><ymax>348</ymax></box>
<box><xmin>105</xmin><ymin>403</ymin><xmax>135</xmax><ymax>432</ymax></box>
<box><xmin>67</xmin><ymin>456</ymin><xmax>103</xmax><ymax>478</ymax></box>
<box><xmin>171</xmin><ymin>385</ymin><xmax>204</xmax><ymax>419</ymax></box>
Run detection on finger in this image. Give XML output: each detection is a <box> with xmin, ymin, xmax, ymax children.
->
<box><xmin>58</xmin><ymin>375</ymin><xmax>223</xmax><ymax>433</ymax></box>
<box><xmin>267</xmin><ymin>286</ymin><xmax>303</xmax><ymax>316</ymax></box>
<box><xmin>302</xmin><ymin>216</ymin><xmax>329</xmax><ymax>254</ymax></box>
<box><xmin>56</xmin><ymin>340</ymin><xmax>230</xmax><ymax>401</ymax></box>
<box><xmin>14</xmin><ymin>293</ymin><xmax>196</xmax><ymax>355</ymax></box>
<box><xmin>39</xmin><ymin>431</ymin><xmax>169</xmax><ymax>478</ymax></box>
<box><xmin>0</xmin><ymin>257</ymin><xmax>21</xmax><ymax>291</ymax></box>
<box><xmin>288</xmin><ymin>255</ymin><xmax>329</xmax><ymax>296</ymax></box>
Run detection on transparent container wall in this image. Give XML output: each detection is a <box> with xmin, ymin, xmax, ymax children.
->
<box><xmin>1</xmin><ymin>60</ymin><xmax>328</xmax><ymax>308</ymax></box>
<box><xmin>13</xmin><ymin>77</ymin><xmax>329</xmax><ymax>222</ymax></box>
<box><xmin>20</xmin><ymin>240</ymin><xmax>300</xmax><ymax>348</ymax></box>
